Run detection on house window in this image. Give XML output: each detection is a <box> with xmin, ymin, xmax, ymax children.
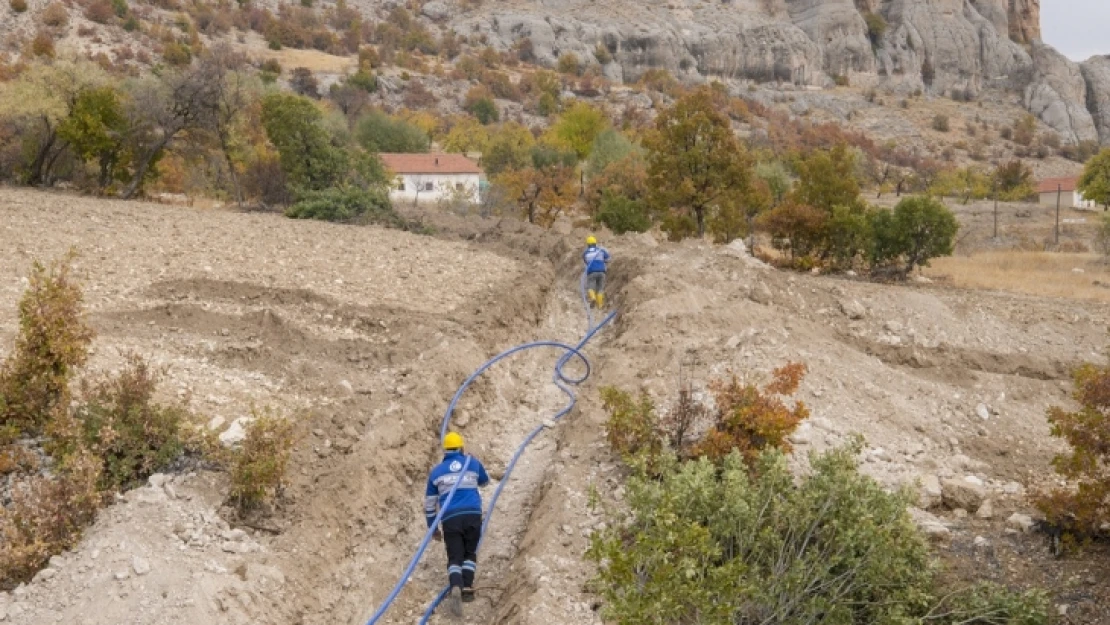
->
<box><xmin>424</xmin><ymin>182</ymin><xmax>434</xmax><ymax>191</ymax></box>
<box><xmin>455</xmin><ymin>183</ymin><xmax>464</xmax><ymax>191</ymax></box>
<box><xmin>397</xmin><ymin>181</ymin><xmax>406</xmax><ymax>191</ymax></box>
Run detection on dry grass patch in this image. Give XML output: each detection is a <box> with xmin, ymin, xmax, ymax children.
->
<box><xmin>253</xmin><ymin>47</ymin><xmax>355</xmax><ymax>74</ymax></box>
<box><xmin>924</xmin><ymin>251</ymin><xmax>1110</xmax><ymax>302</ymax></box>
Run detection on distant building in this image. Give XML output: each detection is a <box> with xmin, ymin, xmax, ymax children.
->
<box><xmin>1037</xmin><ymin>176</ymin><xmax>1096</xmax><ymax>209</ymax></box>
<box><xmin>380</xmin><ymin>153</ymin><xmax>482</xmax><ymax>205</ymax></box>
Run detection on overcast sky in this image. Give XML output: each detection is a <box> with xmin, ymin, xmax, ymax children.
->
<box><xmin>1041</xmin><ymin>2</ymin><xmax>1109</xmax><ymax>61</ymax></box>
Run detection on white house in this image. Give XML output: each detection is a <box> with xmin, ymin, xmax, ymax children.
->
<box><xmin>380</xmin><ymin>153</ymin><xmax>482</xmax><ymax>205</ymax></box>
<box><xmin>1038</xmin><ymin>176</ymin><xmax>1097</xmax><ymax>209</ymax></box>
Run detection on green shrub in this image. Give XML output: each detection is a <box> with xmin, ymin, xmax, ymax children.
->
<box><xmin>537</xmin><ymin>92</ymin><xmax>558</xmax><ymax>117</ymax></box>
<box><xmin>47</xmin><ymin>355</ymin><xmax>186</xmax><ymax>491</ymax></box>
<box><xmin>590</xmin><ymin>444</ymin><xmax>932</xmax><ymax>624</ymax></box>
<box><xmin>932</xmin><ymin>114</ymin><xmax>950</xmax><ymax>132</ymax></box>
<box><xmin>992</xmin><ymin>159</ymin><xmax>1035</xmax><ymax>201</ymax></box>
<box><xmin>9</xmin><ymin>0</ymin><xmax>27</xmax><ymax>13</ymax></box>
<box><xmin>823</xmin><ymin>205</ymin><xmax>873</xmax><ymax>271</ymax></box>
<box><xmin>348</xmin><ymin>69</ymin><xmax>378</xmax><ymax>93</ymax></box>
<box><xmin>599</xmin><ymin>387</ymin><xmax>660</xmax><ymax>460</ymax></box>
<box><xmin>869</xmin><ymin>195</ymin><xmax>958</xmax><ymax>276</ymax></box>
<box><xmin>754</xmin><ymin>160</ymin><xmax>792</xmax><ymax>205</ymax></box>
<box><xmin>557</xmin><ymin>52</ymin><xmax>581</xmax><ymax>76</ymax></box>
<box><xmin>285</xmin><ymin>186</ymin><xmax>397</xmax><ymax>224</ymax></box>
<box><xmin>596</xmin><ymin>191</ymin><xmax>651</xmax><ymax>234</ymax></box>
<box><xmin>467</xmin><ymin>97</ymin><xmax>499</xmax><ymax>125</ymax></box>
<box><xmin>586</xmin><ymin>128</ymin><xmax>638</xmax><ymax>178</ymax></box>
<box><xmin>355</xmin><ymin>110</ymin><xmax>430</xmax><ymax>153</ymax></box>
<box><xmin>1013</xmin><ymin>113</ymin><xmax>1037</xmax><ymax>147</ymax></box>
<box><xmin>1078</xmin><ymin>148</ymin><xmax>1110</xmax><ymax>208</ymax></box>
<box><xmin>0</xmin><ymin>255</ymin><xmax>93</xmax><ymax>435</ymax></box>
<box><xmin>260</xmin><ymin>58</ymin><xmax>282</xmax><ymax>75</ymax></box>
<box><xmin>110</xmin><ymin>0</ymin><xmax>127</xmax><ymax>17</ymax></box>
<box><xmin>589</xmin><ymin>443</ymin><xmax>1050</xmax><ymax>625</ymax></box>
<box><xmin>162</xmin><ymin>42</ymin><xmax>192</xmax><ymax>66</ymax></box>
<box><xmin>229</xmin><ymin>411</ymin><xmax>294</xmax><ymax>511</ymax></box>
<box><xmin>261</xmin><ymin>93</ymin><xmax>350</xmax><ymax>192</ymax></box>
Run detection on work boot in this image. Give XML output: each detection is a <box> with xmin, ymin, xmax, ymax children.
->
<box><xmin>448</xmin><ymin>586</ymin><xmax>463</xmax><ymax>618</ymax></box>
<box><xmin>587</xmin><ymin>289</ymin><xmax>597</xmax><ymax>305</ymax></box>
<box><xmin>461</xmin><ymin>587</ymin><xmax>476</xmax><ymax>603</ymax></box>
<box><xmin>597</xmin><ymin>293</ymin><xmax>605</xmax><ymax>308</ymax></box>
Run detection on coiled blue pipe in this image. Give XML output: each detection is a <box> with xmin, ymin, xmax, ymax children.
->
<box><xmin>366</xmin><ymin>266</ymin><xmax>614</xmax><ymax>625</ymax></box>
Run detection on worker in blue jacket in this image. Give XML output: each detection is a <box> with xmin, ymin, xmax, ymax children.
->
<box><xmin>583</xmin><ymin>235</ymin><xmax>611</xmax><ymax>308</ymax></box>
<box><xmin>424</xmin><ymin>431</ymin><xmax>490</xmax><ymax>615</ymax></box>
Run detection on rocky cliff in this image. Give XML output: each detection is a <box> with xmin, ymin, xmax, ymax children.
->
<box><xmin>443</xmin><ymin>0</ymin><xmax>1106</xmax><ymax>145</ymax></box>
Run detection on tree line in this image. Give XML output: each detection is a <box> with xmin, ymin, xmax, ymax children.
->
<box><xmin>5</xmin><ymin>51</ymin><xmax>1093</xmax><ymax>277</ymax></box>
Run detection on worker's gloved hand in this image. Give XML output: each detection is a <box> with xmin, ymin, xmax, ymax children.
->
<box><xmin>432</xmin><ymin>528</ymin><xmax>442</xmax><ymax>542</ymax></box>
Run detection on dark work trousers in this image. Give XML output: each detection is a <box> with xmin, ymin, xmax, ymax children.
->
<box><xmin>442</xmin><ymin>513</ymin><xmax>482</xmax><ymax>589</ymax></box>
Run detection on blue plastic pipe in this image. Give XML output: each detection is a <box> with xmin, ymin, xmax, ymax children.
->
<box><xmin>366</xmin><ymin>264</ymin><xmax>614</xmax><ymax>625</ymax></box>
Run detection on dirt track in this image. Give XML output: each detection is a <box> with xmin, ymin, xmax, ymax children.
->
<box><xmin>3</xmin><ymin>187</ymin><xmax>1110</xmax><ymax>623</ymax></box>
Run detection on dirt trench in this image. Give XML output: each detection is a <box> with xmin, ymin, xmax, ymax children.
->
<box><xmin>240</xmin><ymin>234</ymin><xmax>611</xmax><ymax>625</ymax></box>
<box><xmin>0</xmin><ymin>190</ymin><xmax>596</xmax><ymax>625</ymax></box>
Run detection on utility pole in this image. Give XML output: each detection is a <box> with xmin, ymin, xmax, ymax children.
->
<box><xmin>1055</xmin><ymin>183</ymin><xmax>1062</xmax><ymax>245</ymax></box>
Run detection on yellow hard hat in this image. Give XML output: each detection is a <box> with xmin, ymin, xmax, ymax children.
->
<box><xmin>443</xmin><ymin>431</ymin><xmax>464</xmax><ymax>450</ymax></box>
<box><xmin>586</xmin><ymin>235</ymin><xmax>597</xmax><ymax>245</ymax></box>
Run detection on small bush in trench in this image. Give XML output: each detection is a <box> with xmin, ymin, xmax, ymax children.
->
<box><xmin>229</xmin><ymin>410</ymin><xmax>295</xmax><ymax>512</ymax></box>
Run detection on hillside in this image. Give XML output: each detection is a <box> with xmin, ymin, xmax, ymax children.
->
<box><xmin>3</xmin><ymin>1</ymin><xmax>1110</xmax><ymax>623</ymax></box>
<box><xmin>1</xmin><ymin>188</ymin><xmax>1110</xmax><ymax>623</ymax></box>
<box><xmin>0</xmin><ymin>0</ymin><xmax>1102</xmax><ymax>186</ymax></box>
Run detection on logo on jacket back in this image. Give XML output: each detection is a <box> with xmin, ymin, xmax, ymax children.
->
<box><xmin>450</xmin><ymin>461</ymin><xmax>463</xmax><ymax>472</ymax></box>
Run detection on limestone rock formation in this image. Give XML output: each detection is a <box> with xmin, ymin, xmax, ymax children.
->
<box><xmin>1081</xmin><ymin>56</ymin><xmax>1110</xmax><ymax>145</ymax></box>
<box><xmin>449</xmin><ymin>0</ymin><xmax>1103</xmax><ymax>145</ymax></box>
<box><xmin>1024</xmin><ymin>43</ymin><xmax>1100</xmax><ymax>144</ymax></box>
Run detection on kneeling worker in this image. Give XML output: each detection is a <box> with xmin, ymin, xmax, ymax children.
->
<box><xmin>583</xmin><ymin>235</ymin><xmax>611</xmax><ymax>308</ymax></box>
<box><xmin>424</xmin><ymin>431</ymin><xmax>490</xmax><ymax>616</ymax></box>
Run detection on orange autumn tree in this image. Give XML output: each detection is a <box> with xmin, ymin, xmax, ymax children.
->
<box><xmin>600</xmin><ymin>363</ymin><xmax>809</xmax><ymax>468</ymax></box>
<box><xmin>1036</xmin><ymin>361</ymin><xmax>1110</xmax><ymax>537</ymax></box>
<box><xmin>693</xmin><ymin>363</ymin><xmax>809</xmax><ymax>464</ymax></box>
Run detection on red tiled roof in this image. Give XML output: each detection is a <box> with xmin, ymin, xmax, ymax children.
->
<box><xmin>379</xmin><ymin>153</ymin><xmax>482</xmax><ymax>175</ymax></box>
<box><xmin>1037</xmin><ymin>176</ymin><xmax>1079</xmax><ymax>193</ymax></box>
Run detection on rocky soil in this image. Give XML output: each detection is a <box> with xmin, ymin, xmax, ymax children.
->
<box><xmin>2</xmin><ymin>188</ymin><xmax>1110</xmax><ymax>623</ymax></box>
